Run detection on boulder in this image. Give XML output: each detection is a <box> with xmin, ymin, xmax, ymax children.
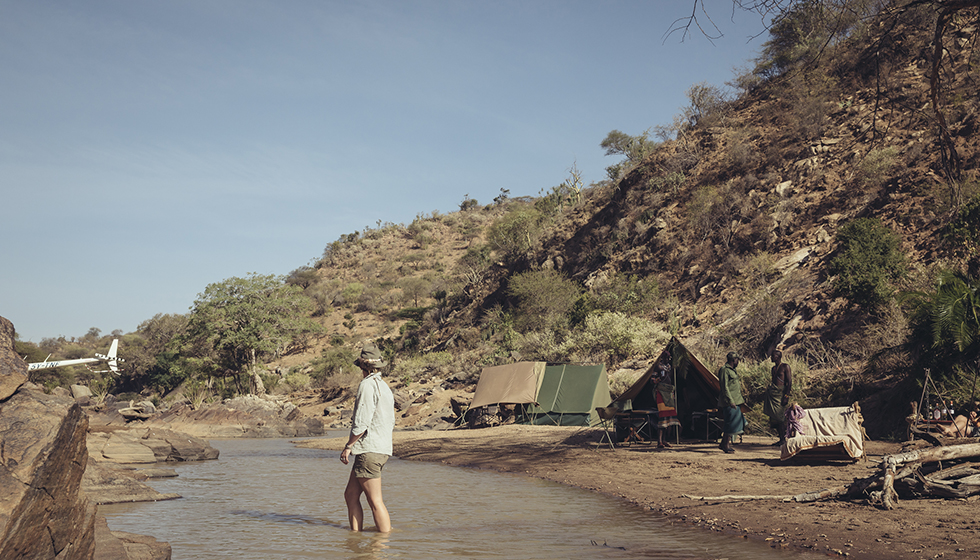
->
<box><xmin>71</xmin><ymin>384</ymin><xmax>94</xmax><ymax>399</ymax></box>
<box><xmin>81</xmin><ymin>460</ymin><xmax>180</xmax><ymax>506</ymax></box>
<box><xmin>0</xmin><ymin>317</ymin><xmax>27</xmax><ymax>400</ymax></box>
<box><xmin>0</xmin><ymin>386</ymin><xmax>97</xmax><ymax>559</ymax></box>
<box><xmin>87</xmin><ymin>427</ymin><xmax>219</xmax><ymax>464</ymax></box>
<box><xmin>100</xmin><ymin>431</ymin><xmax>158</xmax><ymax>463</ymax></box>
<box><xmin>93</xmin><ymin>517</ymin><xmax>171</xmax><ymax>560</ymax></box>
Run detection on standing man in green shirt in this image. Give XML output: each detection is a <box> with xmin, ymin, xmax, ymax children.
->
<box><xmin>717</xmin><ymin>352</ymin><xmax>746</xmax><ymax>454</ymax></box>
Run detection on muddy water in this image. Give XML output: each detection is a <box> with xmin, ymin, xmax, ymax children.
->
<box><xmin>99</xmin><ymin>437</ymin><xmax>820</xmax><ymax>559</ymax></box>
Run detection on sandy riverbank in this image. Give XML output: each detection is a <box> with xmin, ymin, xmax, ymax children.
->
<box><xmin>298</xmin><ymin>425</ymin><xmax>980</xmax><ymax>559</ymax></box>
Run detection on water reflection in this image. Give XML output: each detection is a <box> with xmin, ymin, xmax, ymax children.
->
<box><xmin>100</xmin><ymin>437</ymin><xmax>818</xmax><ymax>559</ymax></box>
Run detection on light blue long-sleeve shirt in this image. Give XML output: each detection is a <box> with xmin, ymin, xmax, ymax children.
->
<box><xmin>350</xmin><ymin>371</ymin><xmax>395</xmax><ymax>456</ymax></box>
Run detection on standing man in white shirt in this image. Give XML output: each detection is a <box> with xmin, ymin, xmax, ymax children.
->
<box><xmin>340</xmin><ymin>342</ymin><xmax>395</xmax><ymax>533</ymax></box>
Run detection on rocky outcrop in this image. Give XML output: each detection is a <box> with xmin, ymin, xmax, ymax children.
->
<box><xmin>87</xmin><ymin>427</ymin><xmax>219</xmax><ymax>464</ymax></box>
<box><xmin>0</xmin><ymin>316</ymin><xmax>171</xmax><ymax>559</ymax></box>
<box><xmin>93</xmin><ymin>517</ymin><xmax>171</xmax><ymax>560</ymax></box>
<box><xmin>1</xmin><ymin>316</ymin><xmax>97</xmax><ymax>558</ymax></box>
<box><xmin>0</xmin><ymin>385</ymin><xmax>97</xmax><ymax>559</ymax></box>
<box><xmin>90</xmin><ymin>394</ymin><xmax>326</xmax><ymax>439</ymax></box>
<box><xmin>0</xmin><ymin>317</ymin><xmax>27</xmax><ymax>400</ymax></box>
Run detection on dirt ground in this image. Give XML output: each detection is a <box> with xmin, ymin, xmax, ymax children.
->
<box><xmin>299</xmin><ymin>425</ymin><xmax>980</xmax><ymax>560</ymax></box>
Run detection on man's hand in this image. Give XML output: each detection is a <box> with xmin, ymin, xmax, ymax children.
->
<box><xmin>340</xmin><ymin>446</ymin><xmax>352</xmax><ymax>465</ymax></box>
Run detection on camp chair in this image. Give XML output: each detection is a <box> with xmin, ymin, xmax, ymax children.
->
<box><xmin>594</xmin><ymin>406</ymin><xmax>618</xmax><ymax>450</ymax></box>
<box><xmin>615</xmin><ymin>400</ymin><xmax>652</xmax><ymax>446</ymax></box>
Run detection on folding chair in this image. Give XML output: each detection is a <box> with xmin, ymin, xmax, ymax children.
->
<box><xmin>594</xmin><ymin>406</ymin><xmax>618</xmax><ymax>450</ymax></box>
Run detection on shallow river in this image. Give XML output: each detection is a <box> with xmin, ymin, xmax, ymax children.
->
<box><xmin>99</xmin><ymin>437</ymin><xmax>821</xmax><ymax>559</ymax></box>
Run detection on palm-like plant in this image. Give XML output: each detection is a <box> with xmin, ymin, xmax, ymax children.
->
<box><xmin>905</xmin><ymin>270</ymin><xmax>980</xmax><ymax>368</ymax></box>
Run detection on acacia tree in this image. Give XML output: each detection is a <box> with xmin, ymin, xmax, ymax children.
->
<box><xmin>184</xmin><ymin>273</ymin><xmax>323</xmax><ymax>384</ymax></box>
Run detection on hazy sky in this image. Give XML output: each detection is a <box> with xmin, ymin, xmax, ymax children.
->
<box><xmin>1</xmin><ymin>0</ymin><xmax>769</xmax><ymax>343</ymax></box>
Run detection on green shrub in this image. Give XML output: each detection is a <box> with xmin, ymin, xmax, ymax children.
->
<box><xmin>308</xmin><ymin>347</ymin><xmax>357</xmax><ymax>382</ymax></box>
<box><xmin>855</xmin><ymin>147</ymin><xmax>899</xmax><ymax>190</ymax></box>
<box><xmin>281</xmin><ymin>372</ymin><xmax>311</xmax><ymax>392</ymax></box>
<box><xmin>515</xmin><ymin>330</ymin><xmax>571</xmax><ymax>363</ymax></box>
<box><xmin>507</xmin><ymin>269</ymin><xmax>581</xmax><ymax>333</ymax></box>
<box><xmin>259</xmin><ymin>372</ymin><xmax>280</xmax><ymax>392</ymax></box>
<box><xmin>573</xmin><ymin>273</ymin><xmax>660</xmax><ymax>325</ymax></box>
<box><xmin>487</xmin><ymin>207</ymin><xmax>545</xmax><ymax>262</ymax></box>
<box><xmin>339</xmin><ymin>282</ymin><xmax>364</xmax><ymax>307</ymax></box>
<box><xmin>830</xmin><ymin>218</ymin><xmax>907</xmax><ymax>309</ymax></box>
<box><xmin>943</xmin><ymin>193</ymin><xmax>980</xmax><ymax>273</ymax></box>
<box><xmin>570</xmin><ymin>312</ymin><xmax>668</xmax><ymax>363</ymax></box>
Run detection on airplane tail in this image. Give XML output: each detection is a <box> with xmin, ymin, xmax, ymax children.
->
<box><xmin>95</xmin><ymin>339</ymin><xmax>122</xmax><ymax>374</ymax></box>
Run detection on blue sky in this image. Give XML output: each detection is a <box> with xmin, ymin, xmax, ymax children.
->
<box><xmin>1</xmin><ymin>0</ymin><xmax>768</xmax><ymax>343</ymax></box>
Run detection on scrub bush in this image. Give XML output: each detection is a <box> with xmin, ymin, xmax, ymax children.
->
<box><xmin>829</xmin><ymin>218</ymin><xmax>907</xmax><ymax>310</ymax></box>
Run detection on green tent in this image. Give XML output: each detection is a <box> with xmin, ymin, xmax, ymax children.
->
<box><xmin>522</xmin><ymin>364</ymin><xmax>611</xmax><ymax>426</ymax></box>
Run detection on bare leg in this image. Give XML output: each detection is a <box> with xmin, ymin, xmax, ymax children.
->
<box><xmin>359</xmin><ymin>476</ymin><xmax>391</xmax><ymax>533</ymax></box>
<box><xmin>344</xmin><ymin>469</ymin><xmax>365</xmax><ymax>531</ymax></box>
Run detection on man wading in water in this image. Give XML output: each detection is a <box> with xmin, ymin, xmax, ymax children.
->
<box><xmin>341</xmin><ymin>342</ymin><xmax>395</xmax><ymax>533</ymax></box>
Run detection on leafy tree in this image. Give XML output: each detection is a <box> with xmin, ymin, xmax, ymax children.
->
<box><xmin>285</xmin><ymin>266</ymin><xmax>319</xmax><ymax>289</ymax></box>
<box><xmin>118</xmin><ymin>313</ymin><xmax>191</xmax><ymax>393</ymax></box>
<box><xmin>507</xmin><ymin>269</ymin><xmax>582</xmax><ymax>333</ymax></box>
<box><xmin>398</xmin><ymin>276</ymin><xmax>431</xmax><ymax>307</ymax></box>
<box><xmin>600</xmin><ymin>129</ymin><xmax>658</xmax><ymax>180</ymax></box>
<box><xmin>455</xmin><ymin>244</ymin><xmax>493</xmax><ymax>285</ymax></box>
<box><xmin>184</xmin><ymin>273</ymin><xmax>323</xmax><ymax>381</ymax></box>
<box><xmin>458</xmin><ymin>194</ymin><xmax>480</xmax><ymax>211</ymax></box>
<box><xmin>829</xmin><ymin>218</ymin><xmax>907</xmax><ymax>310</ymax></box>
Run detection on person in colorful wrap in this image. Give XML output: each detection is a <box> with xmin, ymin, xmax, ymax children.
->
<box><xmin>341</xmin><ymin>342</ymin><xmax>395</xmax><ymax>533</ymax></box>
<box><xmin>717</xmin><ymin>351</ymin><xmax>746</xmax><ymax>454</ymax></box>
<box><xmin>652</xmin><ymin>351</ymin><xmax>680</xmax><ymax>448</ymax></box>
<box><xmin>763</xmin><ymin>349</ymin><xmax>792</xmax><ymax>447</ymax></box>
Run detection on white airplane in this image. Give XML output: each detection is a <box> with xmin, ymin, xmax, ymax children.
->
<box><xmin>27</xmin><ymin>339</ymin><xmax>123</xmax><ymax>375</ymax></box>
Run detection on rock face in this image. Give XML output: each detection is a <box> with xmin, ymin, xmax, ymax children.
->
<box><xmin>0</xmin><ymin>369</ymin><xmax>97</xmax><ymax>559</ymax></box>
<box><xmin>0</xmin><ymin>317</ymin><xmax>27</xmax><ymax>400</ymax></box>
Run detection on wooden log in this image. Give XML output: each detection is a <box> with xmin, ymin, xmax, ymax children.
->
<box><xmin>884</xmin><ymin>442</ymin><xmax>980</xmax><ymax>466</ymax></box>
<box><xmin>793</xmin><ymin>485</ymin><xmax>849</xmax><ymax>503</ymax></box>
<box><xmin>879</xmin><ymin>443</ymin><xmax>980</xmax><ymax>508</ymax></box>
<box><xmin>681</xmin><ymin>494</ymin><xmax>794</xmax><ymax>501</ymax></box>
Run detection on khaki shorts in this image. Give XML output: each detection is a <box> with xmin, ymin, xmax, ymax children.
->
<box><xmin>352</xmin><ymin>452</ymin><xmax>389</xmax><ymax>479</ymax></box>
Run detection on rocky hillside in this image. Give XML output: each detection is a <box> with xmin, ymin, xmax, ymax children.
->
<box><xmin>285</xmin><ymin>4</ymin><xmax>980</xmax><ymax>438</ymax></box>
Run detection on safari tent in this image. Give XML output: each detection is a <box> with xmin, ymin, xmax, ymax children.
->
<box><xmin>470</xmin><ymin>361</ymin><xmax>546</xmax><ymax>410</ymax></box>
<box><xmin>524</xmin><ymin>364</ymin><xmax>610</xmax><ymax>426</ymax></box>
<box><xmin>469</xmin><ymin>361</ymin><xmax>611</xmax><ymax>427</ymax></box>
<box><xmin>613</xmin><ymin>337</ymin><xmax>738</xmax><ymax>438</ymax></box>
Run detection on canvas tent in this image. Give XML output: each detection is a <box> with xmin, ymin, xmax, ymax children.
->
<box><xmin>470</xmin><ymin>361</ymin><xmax>545</xmax><ymax>410</ymax></box>
<box><xmin>613</xmin><ymin>337</ymin><xmax>743</xmax><ymax>438</ymax></box>
<box><xmin>469</xmin><ymin>362</ymin><xmax>611</xmax><ymax>427</ymax></box>
<box><xmin>524</xmin><ymin>364</ymin><xmax>611</xmax><ymax>426</ymax></box>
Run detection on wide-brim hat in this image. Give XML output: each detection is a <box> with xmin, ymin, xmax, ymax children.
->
<box><xmin>355</xmin><ymin>342</ymin><xmax>387</xmax><ymax>370</ymax></box>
